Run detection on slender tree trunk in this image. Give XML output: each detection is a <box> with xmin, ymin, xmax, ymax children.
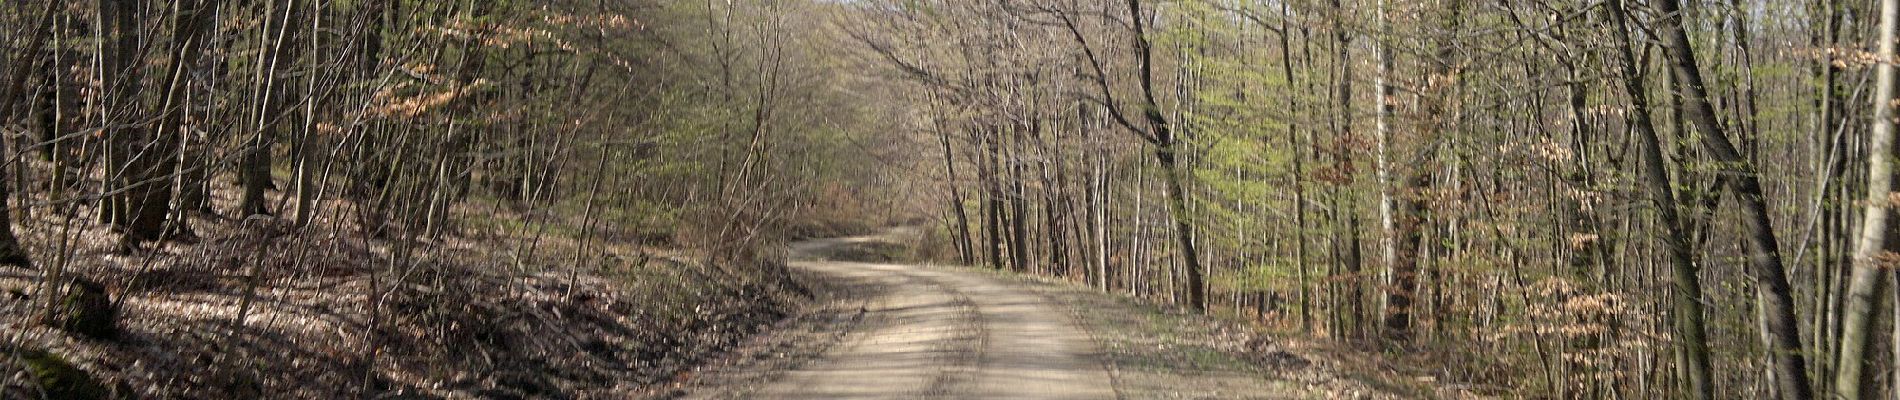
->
<box><xmin>174</xmin><ymin>2</ymin><xmax>221</xmax><ymax>216</ymax></box>
<box><xmin>1010</xmin><ymin>127</ymin><xmax>1030</xmax><ymax>272</ymax></box>
<box><xmin>1605</xmin><ymin>2</ymin><xmax>1713</xmax><ymax>398</ymax></box>
<box><xmin>1116</xmin><ymin>0</ymin><xmax>1204</xmax><ymax>312</ymax></box>
<box><xmin>1835</xmin><ymin>0</ymin><xmax>1900</xmax><ymax>396</ymax></box>
<box><xmin>98</xmin><ymin>0</ymin><xmax>137</xmax><ymax>228</ymax></box>
<box><xmin>1652</xmin><ymin>0</ymin><xmax>1814</xmax><ymax>398</ymax></box>
<box><xmin>0</xmin><ymin>1</ymin><xmax>58</xmax><ymax>267</ymax></box>
<box><xmin>1330</xmin><ymin>0</ymin><xmax>1358</xmax><ymax>334</ymax></box>
<box><xmin>244</xmin><ymin>0</ymin><xmax>306</xmax><ymax>217</ymax></box>
<box><xmin>1094</xmin><ymin>141</ymin><xmax>1110</xmax><ymax>290</ymax></box>
<box><xmin>1383</xmin><ymin>166</ymin><xmax>1431</xmax><ymax>343</ymax></box>
<box><xmin>1372</xmin><ymin>0</ymin><xmax>1396</xmax><ymax>298</ymax></box>
<box><xmin>1277</xmin><ymin>0</ymin><xmax>1312</xmax><ymax>333</ymax></box>
<box><xmin>118</xmin><ymin>0</ymin><xmax>212</xmax><ymax>248</ymax></box>
<box><xmin>1382</xmin><ymin>0</ymin><xmax>1460</xmax><ymax>345</ymax></box>
<box><xmin>942</xmin><ymin>129</ymin><xmax>974</xmax><ymax>265</ymax></box>
<box><xmin>1345</xmin><ymin>207</ymin><xmax>1364</xmax><ymax>339</ymax></box>
<box><xmin>1807</xmin><ymin>1</ymin><xmax>1847</xmax><ymax>393</ymax></box>
<box><xmin>986</xmin><ymin>133</ymin><xmax>1005</xmax><ymax>270</ymax></box>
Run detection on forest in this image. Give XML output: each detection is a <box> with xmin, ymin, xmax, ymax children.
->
<box><xmin>2</xmin><ymin>0</ymin><xmax>1900</xmax><ymax>399</ymax></box>
<box><xmin>0</xmin><ymin>0</ymin><xmax>899</xmax><ymax>398</ymax></box>
<box><xmin>854</xmin><ymin>0</ymin><xmax>1900</xmax><ymax>398</ymax></box>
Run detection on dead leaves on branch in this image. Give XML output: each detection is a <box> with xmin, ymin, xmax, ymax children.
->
<box><xmin>1493</xmin><ymin>278</ymin><xmax>1660</xmax><ymax>386</ymax></box>
<box><xmin>368</xmin><ymin>79</ymin><xmax>496</xmax><ymax>119</ymax></box>
<box><xmin>1789</xmin><ymin>46</ymin><xmax>1887</xmax><ymax>70</ymax></box>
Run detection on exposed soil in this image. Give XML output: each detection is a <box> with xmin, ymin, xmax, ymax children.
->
<box><xmin>0</xmin><ymin>200</ymin><xmax>803</xmax><ymax>399</ymax></box>
<box><xmin>675</xmin><ymin>233</ymin><xmax>1111</xmax><ymax>399</ymax></box>
<box><xmin>675</xmin><ymin>232</ymin><xmax>1432</xmax><ymax>399</ymax></box>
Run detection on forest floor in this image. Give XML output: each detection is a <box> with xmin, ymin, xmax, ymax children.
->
<box><xmin>0</xmin><ymin>193</ymin><xmax>1475</xmax><ymax>400</ymax></box>
<box><xmin>0</xmin><ymin>190</ymin><xmax>810</xmax><ymax>399</ymax></box>
<box><xmin>670</xmin><ymin>230</ymin><xmax>1457</xmax><ymax>399</ymax></box>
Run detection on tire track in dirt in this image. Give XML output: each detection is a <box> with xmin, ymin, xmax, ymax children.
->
<box><xmin>688</xmin><ymin>234</ymin><xmax>1116</xmax><ymax>399</ymax></box>
<box><xmin>740</xmin><ymin>261</ymin><xmax>982</xmax><ymax>399</ymax></box>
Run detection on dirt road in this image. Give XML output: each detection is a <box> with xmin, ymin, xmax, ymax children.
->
<box><xmin>686</xmin><ymin>235</ymin><xmax>1119</xmax><ymax>399</ymax></box>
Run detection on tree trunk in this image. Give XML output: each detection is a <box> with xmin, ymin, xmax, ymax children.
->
<box><xmin>1382</xmin><ymin>0</ymin><xmax>1459</xmax><ymax>345</ymax></box>
<box><xmin>986</xmin><ymin>133</ymin><xmax>1005</xmax><ymax>270</ymax></box>
<box><xmin>0</xmin><ymin>1</ymin><xmax>57</xmax><ymax>266</ymax></box>
<box><xmin>1278</xmin><ymin>0</ymin><xmax>1312</xmax><ymax>333</ymax></box>
<box><xmin>1652</xmin><ymin>0</ymin><xmax>1814</xmax><ymax>398</ymax></box>
<box><xmin>942</xmin><ymin>128</ymin><xmax>974</xmax><ymax>265</ymax></box>
<box><xmin>1010</xmin><ymin>127</ymin><xmax>1030</xmax><ymax>272</ymax></box>
<box><xmin>1835</xmin><ymin>0</ymin><xmax>1900</xmax><ymax>396</ymax></box>
<box><xmin>1383</xmin><ymin>167</ymin><xmax>1430</xmax><ymax>343</ymax></box>
<box><xmin>1604</xmin><ymin>2</ymin><xmax>1713</xmax><ymax>398</ymax></box>
<box><xmin>1109</xmin><ymin>0</ymin><xmax>1205</xmax><ymax>312</ymax></box>
<box><xmin>1330</xmin><ymin>0</ymin><xmax>1358</xmax><ymax>333</ymax></box>
<box><xmin>243</xmin><ymin>0</ymin><xmax>306</xmax><ymax>217</ymax></box>
<box><xmin>1372</xmin><ymin>0</ymin><xmax>1396</xmax><ymax>300</ymax></box>
<box><xmin>113</xmin><ymin>0</ymin><xmax>193</xmax><ymax>248</ymax></box>
<box><xmin>98</xmin><ymin>0</ymin><xmax>138</xmax><ymax>229</ymax></box>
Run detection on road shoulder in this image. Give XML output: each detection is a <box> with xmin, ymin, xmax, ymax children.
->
<box><xmin>1007</xmin><ymin>271</ymin><xmax>1438</xmax><ymax>399</ymax></box>
<box><xmin>654</xmin><ymin>264</ymin><xmax>879</xmax><ymax>400</ymax></box>
<box><xmin>662</xmin><ymin>227</ymin><xmax>1443</xmax><ymax>400</ymax></box>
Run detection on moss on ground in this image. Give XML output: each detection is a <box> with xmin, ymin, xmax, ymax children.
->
<box><xmin>20</xmin><ymin>349</ymin><xmax>114</xmax><ymax>400</ymax></box>
<box><xmin>40</xmin><ymin>277</ymin><xmax>117</xmax><ymax>339</ymax></box>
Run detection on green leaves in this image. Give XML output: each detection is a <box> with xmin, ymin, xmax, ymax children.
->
<box><xmin>1210</xmin><ymin>259</ymin><xmax>1300</xmax><ymax>292</ymax></box>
